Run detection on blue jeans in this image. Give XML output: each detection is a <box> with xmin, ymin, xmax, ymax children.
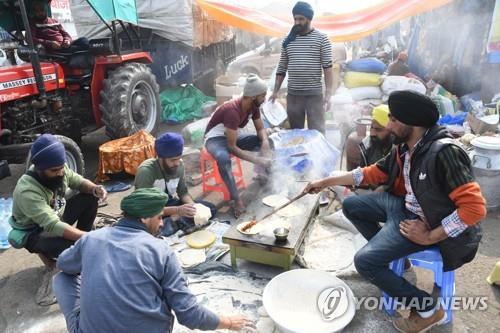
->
<box><xmin>53</xmin><ymin>272</ymin><xmax>81</xmax><ymax>333</ymax></box>
<box><xmin>160</xmin><ymin>198</ymin><xmax>217</xmax><ymax>237</ymax></box>
<box><xmin>343</xmin><ymin>192</ymin><xmax>434</xmax><ymax>311</ymax></box>
<box><xmin>205</xmin><ymin>135</ymin><xmax>262</xmax><ymax>201</ymax></box>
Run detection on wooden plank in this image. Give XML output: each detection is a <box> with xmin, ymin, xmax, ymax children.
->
<box><xmin>222</xmin><ymin>194</ymin><xmax>319</xmax><ymax>252</ymax></box>
<box><xmin>223</xmin><ymin>238</ymin><xmax>294</xmax><ymax>255</ymax></box>
<box><xmin>230</xmin><ymin>245</ymin><xmax>294</xmax><ymax>270</ymax></box>
<box><xmin>223</xmin><ymin>195</ymin><xmax>319</xmax><ymax>269</ymax></box>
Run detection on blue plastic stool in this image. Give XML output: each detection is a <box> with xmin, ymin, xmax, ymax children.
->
<box><xmin>382</xmin><ymin>248</ymin><xmax>454</xmax><ymax>324</ymax></box>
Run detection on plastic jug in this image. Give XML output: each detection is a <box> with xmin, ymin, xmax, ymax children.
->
<box><xmin>0</xmin><ymin>197</ymin><xmax>13</xmax><ymax>249</ymax></box>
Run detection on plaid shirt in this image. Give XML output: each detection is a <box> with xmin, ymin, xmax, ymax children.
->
<box><xmin>352</xmin><ymin>143</ymin><xmax>471</xmax><ymax>238</ymax></box>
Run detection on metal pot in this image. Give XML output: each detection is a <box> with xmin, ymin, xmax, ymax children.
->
<box><xmin>470</xmin><ymin>136</ymin><xmax>500</xmax><ymax>209</ymax></box>
<box><xmin>273</xmin><ymin>227</ymin><xmax>289</xmax><ymax>242</ymax></box>
<box><xmin>470</xmin><ymin>136</ymin><xmax>500</xmax><ymax>171</ymax></box>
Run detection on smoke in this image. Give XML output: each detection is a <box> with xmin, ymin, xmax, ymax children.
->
<box><xmin>256</xmin><ymin>129</ymin><xmax>342</xmax><ymax>218</ymax></box>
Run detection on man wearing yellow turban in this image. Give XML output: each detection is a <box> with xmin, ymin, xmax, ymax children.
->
<box><xmin>359</xmin><ymin>104</ymin><xmax>393</xmax><ymax>167</ymax></box>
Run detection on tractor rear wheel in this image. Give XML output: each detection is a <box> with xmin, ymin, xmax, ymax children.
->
<box><xmin>100</xmin><ymin>62</ymin><xmax>161</xmax><ymax>139</ymax></box>
<box><xmin>25</xmin><ymin>135</ymin><xmax>85</xmax><ymax>176</ymax></box>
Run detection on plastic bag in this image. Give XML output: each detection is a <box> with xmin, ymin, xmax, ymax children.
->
<box><xmin>344</xmin><ymin>71</ymin><xmax>382</xmax><ymax>88</ymax></box>
<box><xmin>181</xmin><ymin>117</ymin><xmax>211</xmax><ymax>148</ymax></box>
<box><xmin>330</xmin><ymin>87</ymin><xmax>354</xmax><ymax>107</ymax></box>
<box><xmin>349</xmin><ymin>86</ymin><xmax>383</xmax><ymax>101</ymax></box>
<box><xmin>346</xmin><ymin>57</ymin><xmax>386</xmax><ymax>74</ymax></box>
<box><xmin>432</xmin><ymin>95</ymin><xmax>455</xmax><ymax>115</ymax></box>
<box><xmin>160</xmin><ymin>84</ymin><xmax>215</xmax><ymax>123</ymax></box>
<box><xmin>381</xmin><ymin>75</ymin><xmax>426</xmax><ymax>96</ymax></box>
<box><xmin>271</xmin><ymin>129</ymin><xmax>340</xmax><ymax>177</ymax></box>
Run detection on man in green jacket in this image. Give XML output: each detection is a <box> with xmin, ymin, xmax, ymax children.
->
<box><xmin>9</xmin><ymin>134</ymin><xmax>106</xmax><ymax>262</ymax></box>
<box><xmin>135</xmin><ymin>132</ymin><xmax>216</xmax><ymax>236</ymax></box>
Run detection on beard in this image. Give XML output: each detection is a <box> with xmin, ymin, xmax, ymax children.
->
<box><xmin>39</xmin><ymin>174</ymin><xmax>64</xmax><ymax>191</ymax></box>
<box><xmin>148</xmin><ymin>225</ymin><xmax>162</xmax><ymax>237</ymax></box>
<box><xmin>371</xmin><ymin>135</ymin><xmax>392</xmax><ymax>147</ymax></box>
<box><xmin>253</xmin><ymin>98</ymin><xmax>263</xmax><ymax>108</ymax></box>
<box><xmin>391</xmin><ymin>128</ymin><xmax>412</xmax><ymax>145</ymax></box>
<box><xmin>161</xmin><ymin>160</ymin><xmax>178</xmax><ymax>175</ymax></box>
<box><xmin>292</xmin><ymin>23</ymin><xmax>308</xmax><ymax>34</ymax></box>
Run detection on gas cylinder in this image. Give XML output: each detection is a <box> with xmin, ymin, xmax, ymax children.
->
<box><xmin>345</xmin><ymin>117</ymin><xmax>371</xmax><ymax>171</ymax></box>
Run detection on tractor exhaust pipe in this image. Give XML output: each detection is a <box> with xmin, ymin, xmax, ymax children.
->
<box><xmin>19</xmin><ymin>0</ymin><xmax>47</xmax><ymax>104</ymax></box>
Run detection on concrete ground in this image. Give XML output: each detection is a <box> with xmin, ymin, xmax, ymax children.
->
<box><xmin>1</xmin><ymin>125</ymin><xmax>499</xmax><ymax>332</ymax></box>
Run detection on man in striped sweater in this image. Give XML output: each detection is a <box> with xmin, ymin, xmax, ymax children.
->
<box><xmin>305</xmin><ymin>91</ymin><xmax>486</xmax><ymax>333</ymax></box>
<box><xmin>270</xmin><ymin>1</ymin><xmax>333</xmax><ymax>134</ymax></box>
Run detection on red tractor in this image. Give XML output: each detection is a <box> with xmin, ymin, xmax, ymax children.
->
<box><xmin>0</xmin><ymin>0</ymin><xmax>161</xmax><ymax>175</ymax></box>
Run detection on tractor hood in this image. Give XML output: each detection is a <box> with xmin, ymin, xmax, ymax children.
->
<box><xmin>0</xmin><ymin>62</ymin><xmax>64</xmax><ymax>102</ymax></box>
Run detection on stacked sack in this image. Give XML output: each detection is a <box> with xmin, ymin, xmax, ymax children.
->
<box><xmin>381</xmin><ymin>76</ymin><xmax>427</xmax><ymax>102</ymax></box>
<box><xmin>344</xmin><ymin>58</ymin><xmax>386</xmax><ymax>101</ymax></box>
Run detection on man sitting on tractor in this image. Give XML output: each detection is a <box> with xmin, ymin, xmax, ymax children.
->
<box><xmin>30</xmin><ymin>0</ymin><xmax>87</xmax><ymax>52</ymax></box>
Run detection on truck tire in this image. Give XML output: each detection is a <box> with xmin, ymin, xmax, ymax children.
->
<box><xmin>100</xmin><ymin>62</ymin><xmax>161</xmax><ymax>139</ymax></box>
<box><xmin>25</xmin><ymin>135</ymin><xmax>85</xmax><ymax>176</ymax></box>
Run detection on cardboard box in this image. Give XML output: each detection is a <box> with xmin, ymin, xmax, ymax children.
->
<box><xmin>467</xmin><ymin>112</ymin><xmax>499</xmax><ymax>135</ymax></box>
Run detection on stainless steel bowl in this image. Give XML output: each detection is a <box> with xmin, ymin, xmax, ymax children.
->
<box><xmin>274</xmin><ymin>227</ymin><xmax>289</xmax><ymax>242</ymax></box>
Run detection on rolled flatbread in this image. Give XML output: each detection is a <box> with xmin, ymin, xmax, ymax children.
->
<box><xmin>276</xmin><ymin>204</ymin><xmax>301</xmax><ymax>217</ymax></box>
<box><xmin>262</xmin><ymin>194</ymin><xmax>289</xmax><ymax>208</ymax></box>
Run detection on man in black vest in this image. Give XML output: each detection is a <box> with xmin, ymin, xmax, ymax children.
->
<box><xmin>304</xmin><ymin>90</ymin><xmax>486</xmax><ymax>332</ymax></box>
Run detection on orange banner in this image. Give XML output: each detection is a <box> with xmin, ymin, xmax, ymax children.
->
<box><xmin>196</xmin><ymin>0</ymin><xmax>454</xmax><ymax>41</ymax></box>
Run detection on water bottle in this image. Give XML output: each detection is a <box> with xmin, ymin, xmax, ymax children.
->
<box><xmin>0</xmin><ymin>198</ymin><xmax>13</xmax><ymax>249</ymax></box>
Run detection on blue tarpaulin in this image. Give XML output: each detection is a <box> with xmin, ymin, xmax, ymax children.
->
<box><xmin>271</xmin><ymin>129</ymin><xmax>340</xmax><ymax>178</ymax></box>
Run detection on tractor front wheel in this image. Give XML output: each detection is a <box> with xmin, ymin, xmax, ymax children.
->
<box><xmin>100</xmin><ymin>62</ymin><xmax>161</xmax><ymax>139</ymax></box>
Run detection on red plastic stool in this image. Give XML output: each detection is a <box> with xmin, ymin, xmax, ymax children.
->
<box><xmin>200</xmin><ymin>148</ymin><xmax>246</xmax><ymax>200</ymax></box>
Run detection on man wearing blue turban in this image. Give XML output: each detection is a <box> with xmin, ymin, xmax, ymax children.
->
<box><xmin>270</xmin><ymin>1</ymin><xmax>333</xmax><ymax>134</ymax></box>
<box><xmin>135</xmin><ymin>132</ymin><xmax>217</xmax><ymax>236</ymax></box>
<box><xmin>9</xmin><ymin>134</ymin><xmax>107</xmax><ymax>305</ymax></box>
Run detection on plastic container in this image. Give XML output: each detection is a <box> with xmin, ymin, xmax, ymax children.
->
<box><xmin>470</xmin><ymin>136</ymin><xmax>500</xmax><ymax>210</ymax></box>
<box><xmin>263</xmin><ymin>269</ymin><xmax>356</xmax><ymax>333</ymax></box>
<box><xmin>261</xmin><ymin>100</ymin><xmax>287</xmax><ymax>127</ymax></box>
<box><xmin>0</xmin><ymin>197</ymin><xmax>13</xmax><ymax>249</ymax></box>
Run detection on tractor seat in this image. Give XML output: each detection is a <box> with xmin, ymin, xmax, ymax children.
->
<box><xmin>45</xmin><ymin>50</ymin><xmax>93</xmax><ymax>69</ymax></box>
<box><xmin>65</xmin><ymin>72</ymin><xmax>92</xmax><ymax>85</ymax></box>
<box><xmin>49</xmin><ymin>49</ymin><xmax>89</xmax><ymax>59</ymax></box>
